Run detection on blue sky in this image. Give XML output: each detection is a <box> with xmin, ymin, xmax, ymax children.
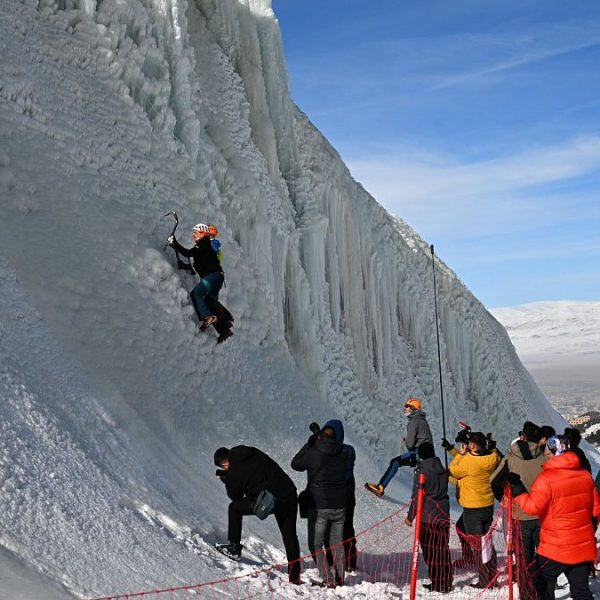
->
<box><xmin>272</xmin><ymin>0</ymin><xmax>600</xmax><ymax>308</ymax></box>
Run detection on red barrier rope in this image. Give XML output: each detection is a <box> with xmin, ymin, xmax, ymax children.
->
<box><xmin>89</xmin><ymin>492</ymin><xmax>535</xmax><ymax>600</ymax></box>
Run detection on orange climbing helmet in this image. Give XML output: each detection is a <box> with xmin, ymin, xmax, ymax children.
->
<box><xmin>404</xmin><ymin>398</ymin><xmax>422</xmax><ymax>411</ymax></box>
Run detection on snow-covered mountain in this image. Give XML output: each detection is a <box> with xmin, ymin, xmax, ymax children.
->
<box><xmin>1</xmin><ymin>0</ymin><xmax>563</xmax><ymax>597</ymax></box>
<box><xmin>491</xmin><ymin>301</ymin><xmax>600</xmax><ymax>416</ymax></box>
<box><xmin>491</xmin><ymin>301</ymin><xmax>600</xmax><ymax>361</ymax></box>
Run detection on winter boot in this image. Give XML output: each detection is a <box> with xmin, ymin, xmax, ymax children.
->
<box><xmin>200</xmin><ymin>315</ymin><xmax>218</xmax><ymax>331</ymax></box>
<box><xmin>217</xmin><ymin>329</ymin><xmax>233</xmax><ymax>344</ymax></box>
<box><xmin>365</xmin><ymin>482</ymin><xmax>385</xmax><ymax>497</ymax></box>
<box><xmin>215</xmin><ymin>542</ymin><xmax>243</xmax><ymax>561</ymax></box>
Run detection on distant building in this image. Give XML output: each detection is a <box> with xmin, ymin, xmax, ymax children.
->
<box><xmin>569</xmin><ymin>415</ymin><xmax>591</xmax><ymax>426</ymax></box>
<box><xmin>569</xmin><ymin>410</ymin><xmax>600</xmax><ymax>432</ymax></box>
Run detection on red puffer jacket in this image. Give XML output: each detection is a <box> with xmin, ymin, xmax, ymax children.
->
<box><xmin>515</xmin><ymin>452</ymin><xmax>600</xmax><ymax>564</ymax></box>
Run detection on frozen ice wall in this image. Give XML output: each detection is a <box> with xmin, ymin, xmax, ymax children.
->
<box><xmin>1</xmin><ymin>0</ymin><xmax>559</xmax><ymax>469</ymax></box>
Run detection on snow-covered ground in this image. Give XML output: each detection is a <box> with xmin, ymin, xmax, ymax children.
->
<box><xmin>491</xmin><ymin>301</ymin><xmax>600</xmax><ymax>415</ymax></box>
<box><xmin>0</xmin><ymin>0</ymin><xmax>582</xmax><ymax>598</ymax></box>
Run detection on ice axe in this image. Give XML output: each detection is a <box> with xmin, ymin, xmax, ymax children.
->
<box><xmin>162</xmin><ymin>210</ymin><xmax>179</xmax><ymax>250</ymax></box>
<box><xmin>162</xmin><ymin>210</ymin><xmax>189</xmax><ymax>270</ymax></box>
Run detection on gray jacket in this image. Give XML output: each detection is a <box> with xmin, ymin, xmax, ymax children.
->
<box><xmin>405</xmin><ymin>410</ymin><xmax>433</xmax><ymax>451</ymax></box>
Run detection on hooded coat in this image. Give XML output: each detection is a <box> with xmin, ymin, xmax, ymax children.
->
<box><xmin>324</xmin><ymin>419</ymin><xmax>356</xmax><ymax>484</ymax></box>
<box><xmin>223</xmin><ymin>445</ymin><xmax>296</xmax><ymax>502</ymax></box>
<box><xmin>291</xmin><ymin>435</ymin><xmax>347</xmax><ymax>509</ymax></box>
<box><xmin>408</xmin><ymin>456</ymin><xmax>450</xmax><ymax>523</ymax></box>
<box><xmin>404</xmin><ymin>410</ymin><xmax>433</xmax><ymax>451</ymax></box>
<box><xmin>515</xmin><ymin>452</ymin><xmax>600</xmax><ymax>564</ymax></box>
<box><xmin>490</xmin><ymin>439</ymin><xmax>546</xmax><ymax>520</ymax></box>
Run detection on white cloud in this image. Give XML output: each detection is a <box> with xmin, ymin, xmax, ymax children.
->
<box><xmin>346</xmin><ymin>135</ymin><xmax>600</xmax><ymax>236</ymax></box>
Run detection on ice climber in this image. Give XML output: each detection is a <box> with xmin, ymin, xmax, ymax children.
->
<box><xmin>167</xmin><ymin>222</ymin><xmax>233</xmax><ymax>343</ymax></box>
<box><xmin>365</xmin><ymin>398</ymin><xmax>433</xmax><ymax>497</ymax></box>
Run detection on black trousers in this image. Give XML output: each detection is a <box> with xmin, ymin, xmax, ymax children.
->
<box><xmin>513</xmin><ymin>518</ymin><xmax>540</xmax><ymax>600</ymax></box>
<box><xmin>420</xmin><ymin>521</ymin><xmax>453</xmax><ymax>590</ymax></box>
<box><xmin>228</xmin><ymin>495</ymin><xmax>301</xmax><ymax>579</ymax></box>
<box><xmin>517</xmin><ymin>518</ymin><xmax>540</xmax><ymax>565</ymax></box>
<box><xmin>462</xmin><ymin>505</ymin><xmax>497</xmax><ymax>585</ymax></box>
<box><xmin>536</xmin><ymin>556</ymin><xmax>593</xmax><ymax>600</ymax></box>
<box><xmin>456</xmin><ymin>513</ymin><xmax>476</xmax><ymax>566</ymax></box>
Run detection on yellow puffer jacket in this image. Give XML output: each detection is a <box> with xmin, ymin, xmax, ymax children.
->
<box><xmin>449</xmin><ymin>451</ymin><xmax>500</xmax><ymax>508</ymax></box>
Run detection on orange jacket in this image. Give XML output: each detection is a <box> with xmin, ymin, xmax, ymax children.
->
<box><xmin>515</xmin><ymin>452</ymin><xmax>600</xmax><ymax>564</ymax></box>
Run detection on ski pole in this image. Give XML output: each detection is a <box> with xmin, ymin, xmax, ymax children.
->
<box><xmin>430</xmin><ymin>244</ymin><xmax>448</xmax><ymax>468</ymax></box>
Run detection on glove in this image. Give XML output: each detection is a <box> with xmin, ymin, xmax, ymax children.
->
<box><xmin>307</xmin><ymin>433</ymin><xmax>318</xmax><ymax>448</ymax></box>
<box><xmin>167</xmin><ymin>235</ymin><xmax>175</xmax><ymax>246</ymax></box>
<box><xmin>441</xmin><ymin>438</ymin><xmax>454</xmax><ymax>451</ymax></box>
<box><xmin>507</xmin><ymin>472</ymin><xmax>527</xmax><ymax>497</ymax></box>
<box><xmin>309</xmin><ymin>422</ymin><xmax>321</xmax><ymax>435</ymax></box>
<box><xmin>404</xmin><ymin>517</ymin><xmax>413</xmax><ymax>527</ymax></box>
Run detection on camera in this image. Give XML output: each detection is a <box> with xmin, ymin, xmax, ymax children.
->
<box><xmin>455</xmin><ymin>422</ymin><xmax>472</xmax><ymax>445</ymax></box>
<box><xmin>215</xmin><ymin>469</ymin><xmax>227</xmax><ymax>478</ymax></box>
<box><xmin>309</xmin><ymin>422</ymin><xmax>321</xmax><ymax>435</ymax></box>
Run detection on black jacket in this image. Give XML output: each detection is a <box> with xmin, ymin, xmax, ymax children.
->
<box><xmin>223</xmin><ymin>446</ymin><xmax>296</xmax><ymax>502</ymax></box>
<box><xmin>172</xmin><ymin>236</ymin><xmax>222</xmax><ymax>278</ymax></box>
<box><xmin>408</xmin><ymin>456</ymin><xmax>450</xmax><ymax>523</ymax></box>
<box><xmin>291</xmin><ymin>436</ymin><xmax>347</xmax><ymax>509</ymax></box>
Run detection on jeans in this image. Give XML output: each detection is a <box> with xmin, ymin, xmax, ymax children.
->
<box><xmin>313</xmin><ymin>508</ymin><xmax>345</xmax><ymax>585</ymax></box>
<box><xmin>325</xmin><ymin>488</ymin><xmax>357</xmax><ymax>571</ymax></box>
<box><xmin>379</xmin><ymin>451</ymin><xmax>417</xmax><ymax>487</ymax></box>
<box><xmin>190</xmin><ymin>271</ymin><xmax>224</xmax><ymax>320</ymax></box>
<box><xmin>536</xmin><ymin>556</ymin><xmax>593</xmax><ymax>600</ymax></box>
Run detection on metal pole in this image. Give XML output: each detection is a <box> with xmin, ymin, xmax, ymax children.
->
<box><xmin>430</xmin><ymin>244</ymin><xmax>448</xmax><ymax>468</ymax></box>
